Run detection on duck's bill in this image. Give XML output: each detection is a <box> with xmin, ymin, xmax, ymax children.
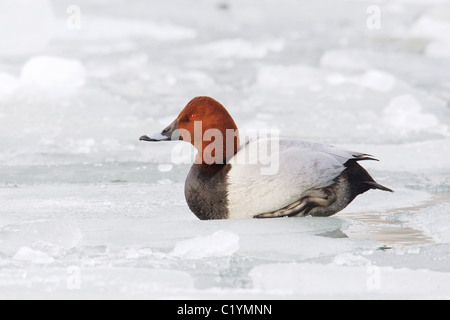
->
<box><xmin>139</xmin><ymin>118</ymin><xmax>181</xmax><ymax>142</ymax></box>
<box><xmin>139</xmin><ymin>132</ymin><xmax>170</xmax><ymax>142</ymax></box>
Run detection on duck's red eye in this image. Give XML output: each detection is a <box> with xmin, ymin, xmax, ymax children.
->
<box><xmin>190</xmin><ymin>114</ymin><xmax>197</xmax><ymax>120</ymax></box>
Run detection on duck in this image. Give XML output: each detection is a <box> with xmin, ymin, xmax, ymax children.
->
<box><xmin>140</xmin><ymin>96</ymin><xmax>393</xmax><ymax>220</ymax></box>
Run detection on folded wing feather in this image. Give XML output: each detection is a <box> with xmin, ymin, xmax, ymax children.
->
<box><xmin>226</xmin><ymin>138</ymin><xmax>369</xmax><ymax>219</ymax></box>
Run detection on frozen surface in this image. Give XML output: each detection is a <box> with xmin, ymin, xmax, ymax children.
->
<box><xmin>21</xmin><ymin>56</ymin><xmax>87</xmax><ymax>93</ymax></box>
<box><xmin>0</xmin><ymin>0</ymin><xmax>55</xmax><ymax>57</ymax></box>
<box><xmin>0</xmin><ymin>0</ymin><xmax>450</xmax><ymax>299</ymax></box>
<box><xmin>172</xmin><ymin>230</ymin><xmax>240</xmax><ymax>259</ymax></box>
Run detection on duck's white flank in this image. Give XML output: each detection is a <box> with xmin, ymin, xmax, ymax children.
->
<box><xmin>226</xmin><ymin>138</ymin><xmax>368</xmax><ymax>219</ymax></box>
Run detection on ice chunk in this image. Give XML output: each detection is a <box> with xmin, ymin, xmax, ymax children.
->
<box><xmin>0</xmin><ymin>0</ymin><xmax>55</xmax><ymax>56</ymax></box>
<box><xmin>257</xmin><ymin>65</ymin><xmax>321</xmax><ymax>89</ymax></box>
<box><xmin>172</xmin><ymin>230</ymin><xmax>239</xmax><ymax>259</ymax></box>
<box><xmin>410</xmin><ymin>15</ymin><xmax>450</xmax><ymax>42</ymax></box>
<box><xmin>344</xmin><ymin>188</ymin><xmax>430</xmax><ymax>213</ymax></box>
<box><xmin>333</xmin><ymin>253</ymin><xmax>372</xmax><ymax>267</ymax></box>
<box><xmin>13</xmin><ymin>247</ymin><xmax>55</xmax><ymax>264</ymax></box>
<box><xmin>250</xmin><ymin>263</ymin><xmax>450</xmax><ymax>298</ymax></box>
<box><xmin>360</xmin><ymin>69</ymin><xmax>396</xmax><ymax>92</ymax></box>
<box><xmin>426</xmin><ymin>41</ymin><xmax>450</xmax><ymax>59</ymax></box>
<box><xmin>157</xmin><ymin>164</ymin><xmax>173</xmax><ymax>172</ymax></box>
<box><xmin>320</xmin><ymin>50</ymin><xmax>370</xmax><ymax>71</ymax></box>
<box><xmin>383</xmin><ymin>95</ymin><xmax>440</xmax><ymax>133</ymax></box>
<box><xmin>122</xmin><ymin>247</ymin><xmax>153</xmax><ymax>259</ymax></box>
<box><xmin>395</xmin><ymin>203</ymin><xmax>450</xmax><ymax>244</ymax></box>
<box><xmin>0</xmin><ymin>221</ymin><xmax>83</xmax><ymax>256</ymax></box>
<box><xmin>65</xmin><ymin>138</ymin><xmax>96</xmax><ymax>154</ymax></box>
<box><xmin>55</xmin><ymin>16</ymin><xmax>196</xmax><ymax>41</ymax></box>
<box><xmin>0</xmin><ymin>267</ymin><xmax>195</xmax><ymax>299</ymax></box>
<box><xmin>344</xmin><ymin>138</ymin><xmax>450</xmax><ymax>172</ymax></box>
<box><xmin>197</xmin><ymin>38</ymin><xmax>284</xmax><ymax>59</ymax></box>
<box><xmin>0</xmin><ymin>72</ymin><xmax>21</xmax><ymax>98</ymax></box>
<box><xmin>182</xmin><ymin>71</ymin><xmax>216</xmax><ymax>87</ymax></box>
<box><xmin>325</xmin><ymin>73</ymin><xmax>350</xmax><ymax>86</ymax></box>
<box><xmin>325</xmin><ymin>69</ymin><xmax>396</xmax><ymax>92</ymax></box>
<box><xmin>410</xmin><ymin>14</ymin><xmax>450</xmax><ymax>59</ymax></box>
<box><xmin>21</xmin><ymin>56</ymin><xmax>87</xmax><ymax>93</ymax></box>
<box><xmin>157</xmin><ymin>179</ymin><xmax>173</xmax><ymax>185</ymax></box>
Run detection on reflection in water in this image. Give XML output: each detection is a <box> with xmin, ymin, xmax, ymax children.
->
<box><xmin>343</xmin><ymin>210</ymin><xmax>437</xmax><ymax>247</ymax></box>
<box><xmin>340</xmin><ymin>193</ymin><xmax>450</xmax><ymax>246</ymax></box>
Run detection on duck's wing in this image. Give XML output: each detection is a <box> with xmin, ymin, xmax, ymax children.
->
<box><xmin>225</xmin><ymin>138</ymin><xmax>373</xmax><ymax>219</ymax></box>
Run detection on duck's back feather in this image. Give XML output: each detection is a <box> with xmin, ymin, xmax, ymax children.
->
<box><xmin>226</xmin><ymin>138</ymin><xmax>375</xmax><ymax>219</ymax></box>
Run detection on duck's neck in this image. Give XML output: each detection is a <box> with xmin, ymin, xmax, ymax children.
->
<box><xmin>193</xmin><ymin>162</ymin><xmax>228</xmax><ymax>176</ymax></box>
<box><xmin>194</xmin><ymin>129</ymin><xmax>240</xmax><ymax>168</ymax></box>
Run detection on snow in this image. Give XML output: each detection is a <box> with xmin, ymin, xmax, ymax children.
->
<box><xmin>257</xmin><ymin>65</ymin><xmax>321</xmax><ymax>89</ymax></box>
<box><xmin>250</xmin><ymin>263</ymin><xmax>450</xmax><ymax>298</ymax></box>
<box><xmin>426</xmin><ymin>41</ymin><xmax>450</xmax><ymax>59</ymax></box>
<box><xmin>0</xmin><ymin>0</ymin><xmax>449</xmax><ymax>299</ymax></box>
<box><xmin>409</xmin><ymin>13</ymin><xmax>450</xmax><ymax>60</ymax></box>
<box><xmin>13</xmin><ymin>247</ymin><xmax>55</xmax><ymax>264</ymax></box>
<box><xmin>395</xmin><ymin>203</ymin><xmax>450</xmax><ymax>244</ymax></box>
<box><xmin>21</xmin><ymin>56</ymin><xmax>87</xmax><ymax>93</ymax></box>
<box><xmin>320</xmin><ymin>50</ymin><xmax>370</xmax><ymax>72</ymax></box>
<box><xmin>382</xmin><ymin>95</ymin><xmax>442</xmax><ymax>134</ymax></box>
<box><xmin>172</xmin><ymin>230</ymin><xmax>240</xmax><ymax>259</ymax></box>
<box><xmin>157</xmin><ymin>164</ymin><xmax>173</xmax><ymax>172</ymax></box>
<box><xmin>55</xmin><ymin>16</ymin><xmax>197</xmax><ymax>42</ymax></box>
<box><xmin>197</xmin><ymin>38</ymin><xmax>284</xmax><ymax>59</ymax></box>
<box><xmin>0</xmin><ymin>0</ymin><xmax>55</xmax><ymax>57</ymax></box>
<box><xmin>410</xmin><ymin>15</ymin><xmax>450</xmax><ymax>42</ymax></box>
<box><xmin>0</xmin><ymin>73</ymin><xmax>21</xmax><ymax>98</ymax></box>
<box><xmin>360</xmin><ymin>70</ymin><xmax>397</xmax><ymax>92</ymax></box>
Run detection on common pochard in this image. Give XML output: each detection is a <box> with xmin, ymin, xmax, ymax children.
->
<box><xmin>140</xmin><ymin>96</ymin><xmax>393</xmax><ymax>220</ymax></box>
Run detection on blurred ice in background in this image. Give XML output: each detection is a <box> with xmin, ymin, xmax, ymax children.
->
<box><xmin>0</xmin><ymin>0</ymin><xmax>449</xmax><ymax>299</ymax></box>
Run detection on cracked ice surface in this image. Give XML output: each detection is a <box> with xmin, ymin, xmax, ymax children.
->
<box><xmin>0</xmin><ymin>0</ymin><xmax>449</xmax><ymax>299</ymax></box>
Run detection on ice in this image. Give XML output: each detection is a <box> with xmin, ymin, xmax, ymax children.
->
<box><xmin>55</xmin><ymin>16</ymin><xmax>197</xmax><ymax>42</ymax></box>
<box><xmin>325</xmin><ymin>73</ymin><xmax>350</xmax><ymax>86</ymax></box>
<box><xmin>0</xmin><ymin>73</ymin><xmax>21</xmax><ymax>98</ymax></box>
<box><xmin>410</xmin><ymin>15</ymin><xmax>450</xmax><ymax>42</ymax></box>
<box><xmin>0</xmin><ymin>220</ymin><xmax>83</xmax><ymax>256</ymax></box>
<box><xmin>0</xmin><ymin>0</ymin><xmax>55</xmax><ymax>56</ymax></box>
<box><xmin>426</xmin><ymin>41</ymin><xmax>450</xmax><ymax>59</ymax></box>
<box><xmin>324</xmin><ymin>69</ymin><xmax>397</xmax><ymax>92</ymax></box>
<box><xmin>257</xmin><ymin>65</ymin><xmax>321</xmax><ymax>90</ymax></box>
<box><xmin>250</xmin><ymin>263</ymin><xmax>450</xmax><ymax>298</ymax></box>
<box><xmin>0</xmin><ymin>267</ymin><xmax>195</xmax><ymax>299</ymax></box>
<box><xmin>1</xmin><ymin>0</ymin><xmax>450</xmax><ymax>299</ymax></box>
<box><xmin>360</xmin><ymin>69</ymin><xmax>397</xmax><ymax>92</ymax></box>
<box><xmin>409</xmin><ymin>13</ymin><xmax>450</xmax><ymax>59</ymax></box>
<box><xmin>395</xmin><ymin>203</ymin><xmax>450</xmax><ymax>244</ymax></box>
<box><xmin>197</xmin><ymin>38</ymin><xmax>284</xmax><ymax>59</ymax></box>
<box><xmin>320</xmin><ymin>50</ymin><xmax>370</xmax><ymax>72</ymax></box>
<box><xmin>20</xmin><ymin>56</ymin><xmax>87</xmax><ymax>93</ymax></box>
<box><xmin>13</xmin><ymin>247</ymin><xmax>55</xmax><ymax>264</ymax></box>
<box><xmin>172</xmin><ymin>230</ymin><xmax>240</xmax><ymax>259</ymax></box>
<box><xmin>382</xmin><ymin>95</ymin><xmax>442</xmax><ymax>134</ymax></box>
<box><xmin>347</xmin><ymin>138</ymin><xmax>450</xmax><ymax>172</ymax></box>
<box><xmin>157</xmin><ymin>164</ymin><xmax>173</xmax><ymax>172</ymax></box>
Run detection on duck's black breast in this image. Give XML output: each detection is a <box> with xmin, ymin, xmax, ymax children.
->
<box><xmin>184</xmin><ymin>164</ymin><xmax>231</xmax><ymax>220</ymax></box>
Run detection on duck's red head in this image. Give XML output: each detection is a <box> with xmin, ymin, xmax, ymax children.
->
<box><xmin>140</xmin><ymin>96</ymin><xmax>240</xmax><ymax>165</ymax></box>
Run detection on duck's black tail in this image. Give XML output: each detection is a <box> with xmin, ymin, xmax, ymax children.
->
<box><xmin>344</xmin><ymin>159</ymin><xmax>394</xmax><ymax>198</ymax></box>
<box><xmin>363</xmin><ymin>181</ymin><xmax>394</xmax><ymax>192</ymax></box>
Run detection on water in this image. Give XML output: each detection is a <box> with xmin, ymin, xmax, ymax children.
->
<box><xmin>0</xmin><ymin>0</ymin><xmax>450</xmax><ymax>299</ymax></box>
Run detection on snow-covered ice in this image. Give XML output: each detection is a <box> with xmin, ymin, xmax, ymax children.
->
<box><xmin>21</xmin><ymin>56</ymin><xmax>87</xmax><ymax>93</ymax></box>
<box><xmin>360</xmin><ymin>70</ymin><xmax>397</xmax><ymax>93</ymax></box>
<box><xmin>0</xmin><ymin>0</ymin><xmax>450</xmax><ymax>299</ymax></box>
<box><xmin>382</xmin><ymin>95</ymin><xmax>443</xmax><ymax>134</ymax></box>
<box><xmin>250</xmin><ymin>263</ymin><xmax>450</xmax><ymax>299</ymax></box>
<box><xmin>172</xmin><ymin>230</ymin><xmax>240</xmax><ymax>259</ymax></box>
<box><xmin>0</xmin><ymin>0</ymin><xmax>55</xmax><ymax>57</ymax></box>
